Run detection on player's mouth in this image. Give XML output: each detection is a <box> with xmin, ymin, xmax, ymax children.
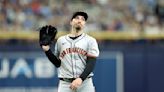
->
<box><xmin>75</xmin><ymin>26</ymin><xmax>81</xmax><ymax>30</ymax></box>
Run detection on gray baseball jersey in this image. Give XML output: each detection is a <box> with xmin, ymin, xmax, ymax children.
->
<box><xmin>54</xmin><ymin>33</ymin><xmax>99</xmax><ymax>78</ymax></box>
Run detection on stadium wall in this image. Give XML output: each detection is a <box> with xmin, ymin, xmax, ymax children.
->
<box><xmin>0</xmin><ymin>41</ymin><xmax>164</xmax><ymax>92</ymax></box>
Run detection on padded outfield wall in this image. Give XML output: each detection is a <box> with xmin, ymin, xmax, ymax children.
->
<box><xmin>0</xmin><ymin>41</ymin><xmax>164</xmax><ymax>92</ymax></box>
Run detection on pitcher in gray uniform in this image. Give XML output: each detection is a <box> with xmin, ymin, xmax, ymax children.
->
<box><xmin>41</xmin><ymin>11</ymin><xmax>99</xmax><ymax>92</ymax></box>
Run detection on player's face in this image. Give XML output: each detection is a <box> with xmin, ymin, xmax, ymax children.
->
<box><xmin>71</xmin><ymin>15</ymin><xmax>86</xmax><ymax>30</ymax></box>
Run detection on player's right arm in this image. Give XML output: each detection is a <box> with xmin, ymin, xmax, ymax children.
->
<box><xmin>39</xmin><ymin>25</ymin><xmax>60</xmax><ymax>67</ymax></box>
<box><xmin>42</xmin><ymin>45</ymin><xmax>61</xmax><ymax>68</ymax></box>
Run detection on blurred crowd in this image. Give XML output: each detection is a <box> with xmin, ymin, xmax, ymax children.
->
<box><xmin>0</xmin><ymin>0</ymin><xmax>164</xmax><ymax>33</ymax></box>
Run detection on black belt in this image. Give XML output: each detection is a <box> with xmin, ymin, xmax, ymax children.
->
<box><xmin>59</xmin><ymin>78</ymin><xmax>76</xmax><ymax>83</ymax></box>
<box><xmin>59</xmin><ymin>77</ymin><xmax>91</xmax><ymax>83</ymax></box>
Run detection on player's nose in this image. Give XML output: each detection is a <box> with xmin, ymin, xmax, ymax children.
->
<box><xmin>77</xmin><ymin>21</ymin><xmax>82</xmax><ymax>24</ymax></box>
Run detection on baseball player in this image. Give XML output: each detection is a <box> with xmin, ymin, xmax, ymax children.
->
<box><xmin>41</xmin><ymin>11</ymin><xmax>99</xmax><ymax>92</ymax></box>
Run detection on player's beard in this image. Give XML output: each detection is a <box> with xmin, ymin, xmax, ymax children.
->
<box><xmin>75</xmin><ymin>25</ymin><xmax>82</xmax><ymax>32</ymax></box>
<box><xmin>75</xmin><ymin>26</ymin><xmax>81</xmax><ymax>31</ymax></box>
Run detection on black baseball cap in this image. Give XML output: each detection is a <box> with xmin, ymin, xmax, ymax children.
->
<box><xmin>71</xmin><ymin>11</ymin><xmax>88</xmax><ymax>21</ymax></box>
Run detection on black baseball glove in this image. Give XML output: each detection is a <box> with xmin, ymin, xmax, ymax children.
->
<box><xmin>39</xmin><ymin>25</ymin><xmax>57</xmax><ymax>46</ymax></box>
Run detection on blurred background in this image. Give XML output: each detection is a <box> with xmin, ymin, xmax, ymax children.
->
<box><xmin>0</xmin><ymin>0</ymin><xmax>164</xmax><ymax>92</ymax></box>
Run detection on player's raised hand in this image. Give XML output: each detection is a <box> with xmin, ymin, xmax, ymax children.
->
<box><xmin>39</xmin><ymin>25</ymin><xmax>57</xmax><ymax>46</ymax></box>
<box><xmin>42</xmin><ymin>45</ymin><xmax>50</xmax><ymax>51</ymax></box>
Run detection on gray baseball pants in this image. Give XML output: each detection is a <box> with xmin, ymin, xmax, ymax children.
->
<box><xmin>57</xmin><ymin>78</ymin><xmax>95</xmax><ymax>92</ymax></box>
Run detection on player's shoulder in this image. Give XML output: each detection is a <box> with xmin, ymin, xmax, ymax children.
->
<box><xmin>85</xmin><ymin>33</ymin><xmax>97</xmax><ymax>41</ymax></box>
<box><xmin>56</xmin><ymin>35</ymin><xmax>67</xmax><ymax>42</ymax></box>
<box><xmin>57</xmin><ymin>35</ymin><xmax>66</xmax><ymax>40</ymax></box>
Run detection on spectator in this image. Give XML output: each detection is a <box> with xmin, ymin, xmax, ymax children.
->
<box><xmin>154</xmin><ymin>0</ymin><xmax>164</xmax><ymax>27</ymax></box>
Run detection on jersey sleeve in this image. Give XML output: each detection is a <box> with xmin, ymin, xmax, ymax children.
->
<box><xmin>87</xmin><ymin>38</ymin><xmax>99</xmax><ymax>57</ymax></box>
<box><xmin>54</xmin><ymin>39</ymin><xmax>60</xmax><ymax>57</ymax></box>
